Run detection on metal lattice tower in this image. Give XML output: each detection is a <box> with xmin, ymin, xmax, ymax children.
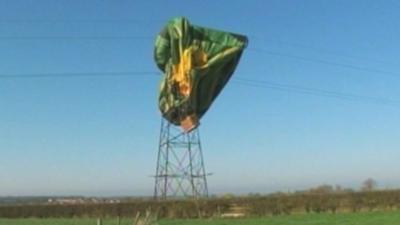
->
<box><xmin>154</xmin><ymin>119</ymin><xmax>209</xmax><ymax>199</ymax></box>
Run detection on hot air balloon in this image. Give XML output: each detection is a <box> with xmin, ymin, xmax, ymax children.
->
<box><xmin>154</xmin><ymin>17</ymin><xmax>248</xmax><ymax>132</ymax></box>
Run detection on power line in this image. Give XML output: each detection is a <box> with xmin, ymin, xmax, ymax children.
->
<box><xmin>2</xmin><ymin>70</ymin><xmax>397</xmax><ymax>107</ymax></box>
<box><xmin>0</xmin><ymin>19</ymin><xmax>163</xmax><ymax>23</ymax></box>
<box><xmin>0</xmin><ymin>36</ymin><xmax>153</xmax><ymax>40</ymax></box>
<box><xmin>248</xmin><ymin>48</ymin><xmax>400</xmax><ymax>78</ymax></box>
<box><xmin>0</xmin><ymin>34</ymin><xmax>397</xmax><ymax>80</ymax></box>
<box><xmin>250</xmin><ymin>35</ymin><xmax>399</xmax><ymax>67</ymax></box>
<box><xmin>0</xmin><ymin>23</ymin><xmax>394</xmax><ymax>67</ymax></box>
<box><xmin>0</xmin><ymin>71</ymin><xmax>159</xmax><ymax>79</ymax></box>
<box><xmin>2</xmin><ymin>23</ymin><xmax>394</xmax><ymax>65</ymax></box>
<box><xmin>0</xmin><ymin>21</ymin><xmax>397</xmax><ymax>75</ymax></box>
<box><xmin>2</xmin><ymin>35</ymin><xmax>398</xmax><ymax>80</ymax></box>
<box><xmin>233</xmin><ymin>77</ymin><xmax>399</xmax><ymax>106</ymax></box>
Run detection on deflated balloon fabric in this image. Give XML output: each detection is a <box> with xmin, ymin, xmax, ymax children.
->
<box><xmin>154</xmin><ymin>17</ymin><xmax>248</xmax><ymax>132</ymax></box>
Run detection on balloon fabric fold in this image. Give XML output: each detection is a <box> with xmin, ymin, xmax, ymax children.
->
<box><xmin>154</xmin><ymin>17</ymin><xmax>248</xmax><ymax>132</ymax></box>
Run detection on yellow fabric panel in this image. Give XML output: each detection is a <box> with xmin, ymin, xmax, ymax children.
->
<box><xmin>171</xmin><ymin>47</ymin><xmax>207</xmax><ymax>96</ymax></box>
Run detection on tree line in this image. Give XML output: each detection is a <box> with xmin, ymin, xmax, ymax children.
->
<box><xmin>1</xmin><ymin>189</ymin><xmax>400</xmax><ymax>218</ymax></box>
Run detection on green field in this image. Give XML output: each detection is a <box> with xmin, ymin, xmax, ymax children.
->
<box><xmin>1</xmin><ymin>211</ymin><xmax>400</xmax><ymax>225</ymax></box>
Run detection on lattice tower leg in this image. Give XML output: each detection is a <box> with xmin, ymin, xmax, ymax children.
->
<box><xmin>154</xmin><ymin>119</ymin><xmax>208</xmax><ymax>199</ymax></box>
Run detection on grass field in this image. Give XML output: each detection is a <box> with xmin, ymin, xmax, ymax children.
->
<box><xmin>1</xmin><ymin>210</ymin><xmax>400</xmax><ymax>225</ymax></box>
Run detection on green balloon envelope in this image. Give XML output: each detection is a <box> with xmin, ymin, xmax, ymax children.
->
<box><xmin>154</xmin><ymin>17</ymin><xmax>248</xmax><ymax>132</ymax></box>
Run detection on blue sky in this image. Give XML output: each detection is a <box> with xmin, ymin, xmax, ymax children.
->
<box><xmin>1</xmin><ymin>0</ymin><xmax>400</xmax><ymax>196</ymax></box>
